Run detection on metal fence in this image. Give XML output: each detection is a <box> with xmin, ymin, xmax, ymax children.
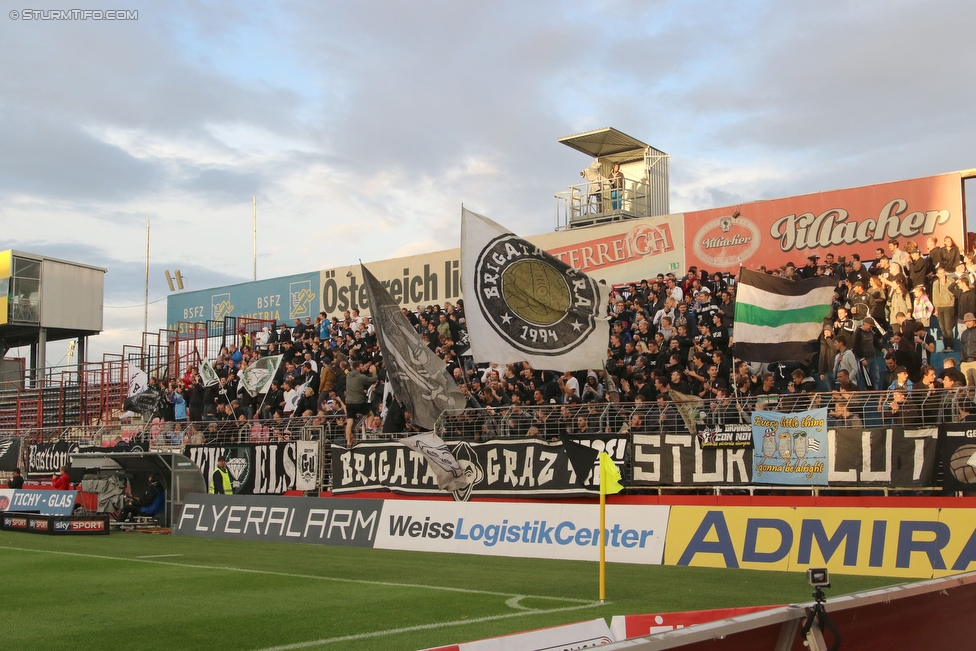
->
<box><xmin>4</xmin><ymin>386</ymin><xmax>969</xmax><ymax>492</ymax></box>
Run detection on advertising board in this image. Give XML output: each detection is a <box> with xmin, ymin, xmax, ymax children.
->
<box><xmin>373</xmin><ymin>500</ymin><xmax>670</xmax><ymax>565</ymax></box>
<box><xmin>165</xmin><ymin>272</ymin><xmax>320</xmax><ymax>331</ymax></box>
<box><xmin>682</xmin><ymin>172</ymin><xmax>966</xmax><ymax>273</ymax></box>
<box><xmin>4</xmin><ymin>490</ymin><xmax>77</xmax><ymax>515</ymax></box>
<box><xmin>174</xmin><ymin>494</ymin><xmax>381</xmax><ymax>547</ymax></box>
<box><xmin>665</xmin><ymin>505</ymin><xmax>976</xmax><ymax>579</ymax></box>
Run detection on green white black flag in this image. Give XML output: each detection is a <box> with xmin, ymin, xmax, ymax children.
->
<box><xmin>732</xmin><ymin>268</ymin><xmax>835</xmax><ymax>363</ymax></box>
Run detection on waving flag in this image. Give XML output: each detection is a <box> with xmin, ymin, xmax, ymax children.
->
<box><xmin>199</xmin><ymin>358</ymin><xmax>219</xmax><ymax>387</ymax></box>
<box><xmin>241</xmin><ymin>354</ymin><xmax>282</xmax><ymax>397</ymax></box>
<box><xmin>461</xmin><ymin>208</ymin><xmax>609</xmax><ymax>372</ymax></box>
<box><xmin>732</xmin><ymin>267</ymin><xmax>836</xmax><ymax>363</ymax></box>
<box><xmin>361</xmin><ymin>264</ymin><xmax>464</xmax><ymax>430</ymax></box>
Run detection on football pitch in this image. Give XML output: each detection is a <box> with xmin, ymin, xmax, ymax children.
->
<box><xmin>2</xmin><ymin>531</ymin><xmax>902</xmax><ymax>651</ymax></box>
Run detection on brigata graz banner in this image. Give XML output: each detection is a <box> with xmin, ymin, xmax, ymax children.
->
<box><xmin>332</xmin><ymin>434</ymin><xmax>629</xmax><ymax>499</ymax></box>
<box><xmin>184</xmin><ymin>443</ymin><xmax>300</xmax><ymax>495</ymax></box>
<box><xmin>631</xmin><ymin>426</ymin><xmax>937</xmax><ymax>487</ymax></box>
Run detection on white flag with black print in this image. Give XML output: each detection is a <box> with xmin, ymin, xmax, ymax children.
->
<box><xmin>199</xmin><ymin>358</ymin><xmax>220</xmax><ymax>387</ymax></box>
<box><xmin>241</xmin><ymin>354</ymin><xmax>282</xmax><ymax>397</ymax></box>
<box><xmin>400</xmin><ymin>432</ymin><xmax>470</xmax><ymax>492</ymax></box>
<box><xmin>460</xmin><ymin>208</ymin><xmax>609</xmax><ymax>372</ymax></box>
<box><xmin>126</xmin><ymin>363</ymin><xmax>148</xmax><ymax>397</ymax></box>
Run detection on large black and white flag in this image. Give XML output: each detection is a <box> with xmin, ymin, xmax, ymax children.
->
<box><xmin>361</xmin><ymin>264</ymin><xmax>464</xmax><ymax>430</ymax></box>
<box><xmin>460</xmin><ymin>208</ymin><xmax>609</xmax><ymax>371</ymax></box>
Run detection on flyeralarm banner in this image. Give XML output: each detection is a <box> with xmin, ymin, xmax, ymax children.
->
<box><xmin>683</xmin><ymin>172</ymin><xmax>965</xmax><ymax>273</ymax></box>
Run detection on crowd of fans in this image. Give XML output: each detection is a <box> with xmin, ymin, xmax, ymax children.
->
<box><xmin>139</xmin><ymin>234</ymin><xmax>976</xmax><ymax>444</ymax></box>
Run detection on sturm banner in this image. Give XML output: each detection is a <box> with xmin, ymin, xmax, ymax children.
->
<box><xmin>331</xmin><ymin>434</ymin><xmax>629</xmax><ymax>500</ymax></box>
<box><xmin>185</xmin><ymin>443</ymin><xmax>299</xmax><ymax>495</ymax></box>
<box><xmin>630</xmin><ymin>426</ymin><xmax>938</xmax><ymax>487</ymax></box>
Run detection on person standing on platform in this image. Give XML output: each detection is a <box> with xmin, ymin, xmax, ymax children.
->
<box><xmin>609</xmin><ymin>163</ymin><xmax>624</xmax><ymax>210</ymax></box>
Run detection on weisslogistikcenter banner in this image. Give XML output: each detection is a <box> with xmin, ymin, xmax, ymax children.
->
<box><xmin>373</xmin><ymin>500</ymin><xmax>670</xmax><ymax>564</ymax></box>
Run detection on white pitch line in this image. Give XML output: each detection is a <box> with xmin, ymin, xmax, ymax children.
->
<box><xmin>248</xmin><ymin>601</ymin><xmax>606</xmax><ymax>651</ymax></box>
<box><xmin>1</xmin><ymin>546</ymin><xmax>597</xmax><ymax>605</ymax></box>
<box><xmin>136</xmin><ymin>554</ymin><xmax>184</xmax><ymax>559</ymax></box>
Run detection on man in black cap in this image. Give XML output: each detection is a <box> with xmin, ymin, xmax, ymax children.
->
<box><xmin>209</xmin><ymin>456</ymin><xmax>233</xmax><ymax>495</ymax></box>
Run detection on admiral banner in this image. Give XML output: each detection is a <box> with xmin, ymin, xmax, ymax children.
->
<box><xmin>26</xmin><ymin>441</ymin><xmax>146</xmax><ymax>477</ymax></box>
<box><xmin>332</xmin><ymin>434</ymin><xmax>629</xmax><ymax>499</ymax></box>
<box><xmin>631</xmin><ymin>426</ymin><xmax>938</xmax><ymax>487</ymax></box>
<box><xmin>665</xmin><ymin>505</ymin><xmax>976</xmax><ymax>579</ymax></box>
<box><xmin>939</xmin><ymin>423</ymin><xmax>976</xmax><ymax>493</ymax></box>
<box><xmin>175</xmin><ymin>494</ymin><xmax>380</xmax><ymax>547</ymax></box>
<box><xmin>184</xmin><ymin>443</ymin><xmax>299</xmax><ymax>495</ymax></box>
<box><xmin>374</xmin><ymin>500</ymin><xmax>670</xmax><ymax>565</ymax></box>
<box><xmin>752</xmin><ymin>408</ymin><xmax>829</xmax><ymax>486</ymax></box>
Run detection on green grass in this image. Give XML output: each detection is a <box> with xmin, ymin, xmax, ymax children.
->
<box><xmin>1</xmin><ymin>531</ymin><xmax>902</xmax><ymax>651</ymax></box>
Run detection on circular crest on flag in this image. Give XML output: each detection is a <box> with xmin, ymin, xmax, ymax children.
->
<box><xmin>474</xmin><ymin>234</ymin><xmax>600</xmax><ymax>355</ymax></box>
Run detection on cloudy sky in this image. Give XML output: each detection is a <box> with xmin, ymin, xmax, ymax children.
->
<box><xmin>2</xmin><ymin>0</ymin><xmax>974</xmax><ymax>363</ymax></box>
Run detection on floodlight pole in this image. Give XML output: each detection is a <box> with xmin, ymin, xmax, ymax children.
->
<box><xmin>253</xmin><ymin>196</ymin><xmax>257</xmax><ymax>281</ymax></box>
<box><xmin>144</xmin><ymin>219</ymin><xmax>150</xmax><ymax>335</ymax></box>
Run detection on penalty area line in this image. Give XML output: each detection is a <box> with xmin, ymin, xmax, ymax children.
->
<box><xmin>1</xmin><ymin>546</ymin><xmax>595</xmax><ymax>605</ymax></box>
<box><xmin>247</xmin><ymin>601</ymin><xmax>607</xmax><ymax>651</ymax></box>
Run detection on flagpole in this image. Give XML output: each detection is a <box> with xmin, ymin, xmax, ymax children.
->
<box><xmin>599</xmin><ymin>458</ymin><xmax>607</xmax><ymax>603</ymax></box>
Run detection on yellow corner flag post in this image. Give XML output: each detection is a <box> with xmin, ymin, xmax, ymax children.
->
<box><xmin>599</xmin><ymin>452</ymin><xmax>622</xmax><ymax>603</ymax></box>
